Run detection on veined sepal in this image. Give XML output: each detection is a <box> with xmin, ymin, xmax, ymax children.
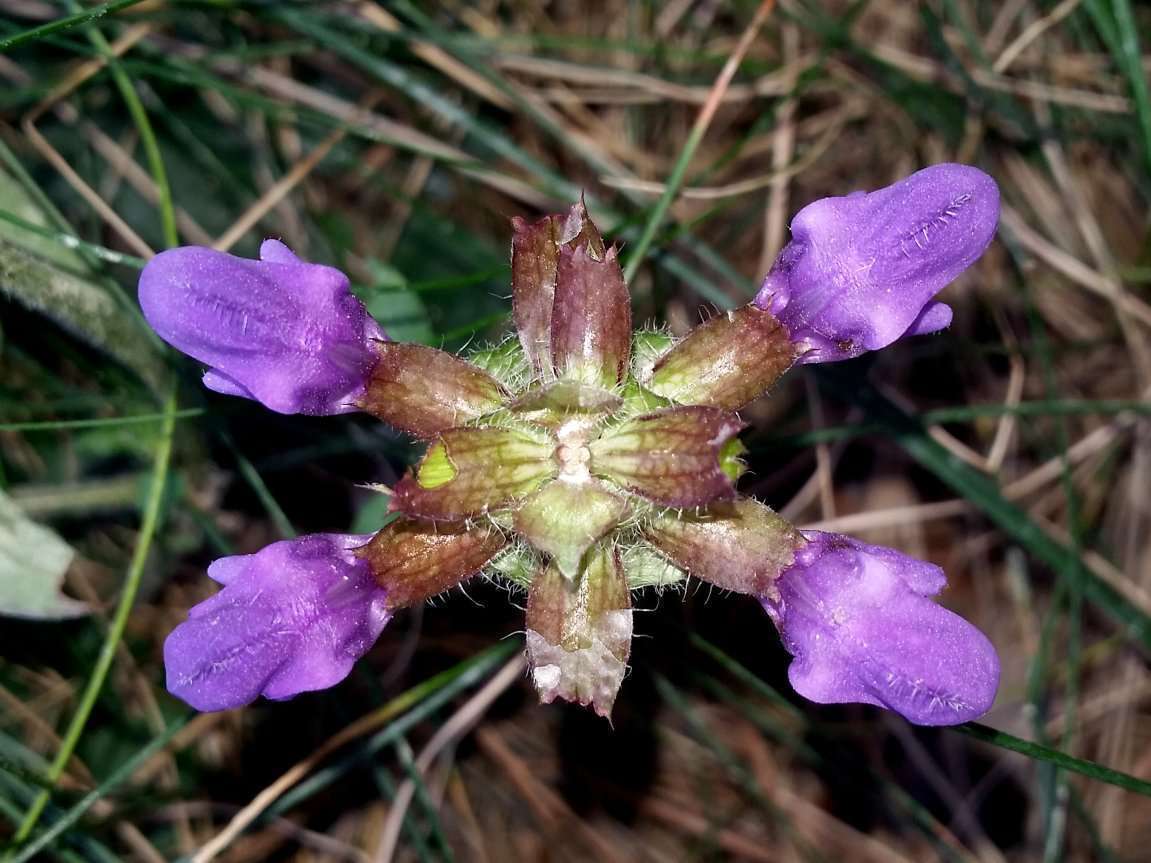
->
<box><xmin>525</xmin><ymin>544</ymin><xmax>631</xmax><ymax>718</ymax></box>
<box><xmin>646</xmin><ymin>304</ymin><xmax>798</xmax><ymax>409</ymax></box>
<box><xmin>643</xmin><ymin>498</ymin><xmax>802</xmax><ymax>596</ymax></box>
<box><xmin>550</xmin><ymin>243</ymin><xmax>631</xmax><ymax>388</ymax></box>
<box><xmin>392</xmin><ymin>426</ymin><xmax>556</xmax><ymax>519</ymax></box>
<box><xmin>511</xmin><ymin>200</ymin><xmax>606</xmax><ymax>376</ymax></box>
<box><xmin>589</xmin><ymin>406</ymin><xmax>746</xmax><ymax>507</ymax></box>
<box><xmin>514</xmin><ymin>479</ymin><xmax>628</xmax><ymax>576</ymax></box>
<box><xmin>357</xmin><ymin>519</ymin><xmax>507</xmax><ymax>608</ymax></box>
<box><xmin>511</xmin><ymin>379</ymin><xmax>622</xmax><ymax>422</ymax></box>
<box><xmin>361</xmin><ymin>342</ymin><xmax>506</xmax><ymax>439</ymax></box>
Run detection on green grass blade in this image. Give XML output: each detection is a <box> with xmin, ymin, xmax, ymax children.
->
<box><xmin>76</xmin><ymin>2</ymin><xmax>176</xmax><ymax>249</ymax></box>
<box><xmin>7</xmin><ymin>716</ymin><xmax>190</xmax><ymax>863</ymax></box>
<box><xmin>955</xmin><ymin>723</ymin><xmax>1151</xmax><ymax>797</ymax></box>
<box><xmin>816</xmin><ymin>367</ymin><xmax>1151</xmax><ymax>650</ymax></box>
<box><xmin>0</xmin><ymin>408</ymin><xmax>202</xmax><ymax>433</ymax></box>
<box><xmin>0</xmin><ymin>0</ymin><xmax>147</xmax><ymax>53</ymax></box>
<box><xmin>4</xmin><ymin>389</ymin><xmax>178</xmax><ymax>854</ymax></box>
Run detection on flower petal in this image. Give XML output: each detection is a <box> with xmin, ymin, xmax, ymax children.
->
<box><xmin>763</xmin><ymin>532</ymin><xmax>999</xmax><ymax>725</ymax></box>
<box><xmin>903</xmin><ymin>300</ymin><xmax>954</xmax><ymax>337</ymax></box>
<box><xmin>164</xmin><ymin>534</ymin><xmax>389</xmax><ymax>711</ymax></box>
<box><xmin>139</xmin><ymin>244</ymin><xmax>384</xmax><ymax>415</ymax></box>
<box><xmin>258</xmin><ymin>238</ymin><xmax>302</xmax><ymax>264</ymax></box>
<box><xmin>755</xmin><ymin>164</ymin><xmax>999</xmax><ymax>363</ymax></box>
<box><xmin>201</xmin><ymin>369</ymin><xmax>255</xmax><ymax>400</ymax></box>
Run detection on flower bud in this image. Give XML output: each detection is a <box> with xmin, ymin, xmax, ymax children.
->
<box><xmin>511</xmin><ymin>201</ymin><xmax>631</xmax><ymax>387</ymax></box>
<box><xmin>550</xmin><ymin>244</ymin><xmax>631</xmax><ymax>387</ymax></box>
<box><xmin>512</xmin><ymin>200</ymin><xmax>605</xmax><ymax>375</ymax></box>
<box><xmin>755</xmin><ymin>164</ymin><xmax>999</xmax><ymax>363</ymax></box>
<box><xmin>164</xmin><ymin>534</ymin><xmax>389</xmax><ymax>711</ymax></box>
<box><xmin>139</xmin><ymin>240</ymin><xmax>383</xmax><ymax>414</ymax></box>
<box><xmin>762</xmin><ymin>532</ymin><xmax>1000</xmax><ymax>725</ymax></box>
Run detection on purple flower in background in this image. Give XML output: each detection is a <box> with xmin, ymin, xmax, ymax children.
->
<box><xmin>139</xmin><ymin>240</ymin><xmax>384</xmax><ymax>415</ymax></box>
<box><xmin>164</xmin><ymin>534</ymin><xmax>390</xmax><ymax>711</ymax></box>
<box><xmin>755</xmin><ymin>163</ymin><xmax>1000</xmax><ymax>363</ymax></box>
<box><xmin>761</xmin><ymin>532</ymin><xmax>1000</xmax><ymax>725</ymax></box>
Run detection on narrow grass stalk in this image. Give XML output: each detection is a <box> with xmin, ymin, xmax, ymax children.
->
<box><xmin>956</xmin><ymin>723</ymin><xmax>1151</xmax><ymax>797</ymax></box>
<box><xmin>0</xmin><ymin>0</ymin><xmax>147</xmax><ymax>53</ymax></box>
<box><xmin>1108</xmin><ymin>0</ymin><xmax>1151</xmax><ymax>176</ymax></box>
<box><xmin>221</xmin><ymin>432</ymin><xmax>298</xmax><ymax>539</ymax></box>
<box><xmin>77</xmin><ymin>4</ymin><xmax>177</xmax><ymax>249</ymax></box>
<box><xmin>5</xmin><ymin>389</ymin><xmax>178</xmax><ymax>855</ymax></box>
<box><xmin>0</xmin><ymin>209</ymin><xmax>147</xmax><ymax>268</ymax></box>
<box><xmin>8</xmin><ymin>716</ymin><xmax>189</xmax><ymax>863</ymax></box>
<box><xmin>621</xmin><ymin>0</ymin><xmax>777</xmax><ymax>284</ymax></box>
<box><xmin>0</xmin><ymin>409</ymin><xmax>203</xmax><ymax>433</ymax></box>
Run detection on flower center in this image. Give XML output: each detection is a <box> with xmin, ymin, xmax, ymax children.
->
<box><xmin>555</xmin><ymin>419</ymin><xmax>595</xmax><ymax>482</ymax></box>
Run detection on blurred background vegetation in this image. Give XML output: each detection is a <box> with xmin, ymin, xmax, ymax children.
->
<box><xmin>1</xmin><ymin>0</ymin><xmax>1150</xmax><ymax>860</ymax></box>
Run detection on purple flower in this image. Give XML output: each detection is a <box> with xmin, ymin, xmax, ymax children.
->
<box><xmin>761</xmin><ymin>532</ymin><xmax>999</xmax><ymax>725</ymax></box>
<box><xmin>755</xmin><ymin>163</ymin><xmax>999</xmax><ymax>363</ymax></box>
<box><xmin>139</xmin><ymin>240</ymin><xmax>385</xmax><ymax>415</ymax></box>
<box><xmin>164</xmin><ymin>534</ymin><xmax>390</xmax><ymax>711</ymax></box>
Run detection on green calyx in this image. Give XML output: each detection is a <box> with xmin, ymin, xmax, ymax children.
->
<box><xmin>365</xmin><ymin>201</ymin><xmax>805</xmax><ymax>718</ymax></box>
<box><xmin>385</xmin><ymin>328</ymin><xmax>787</xmax><ymax>598</ymax></box>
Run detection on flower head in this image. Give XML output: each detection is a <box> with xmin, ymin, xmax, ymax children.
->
<box><xmin>762</xmin><ymin>532</ymin><xmax>1000</xmax><ymax>725</ymax></box>
<box><xmin>147</xmin><ymin>175</ymin><xmax>1000</xmax><ymax>722</ymax></box>
<box><xmin>139</xmin><ymin>240</ymin><xmax>383</xmax><ymax>414</ymax></box>
<box><xmin>754</xmin><ymin>163</ymin><xmax>1000</xmax><ymax>363</ymax></box>
<box><xmin>164</xmin><ymin>534</ymin><xmax>390</xmax><ymax>711</ymax></box>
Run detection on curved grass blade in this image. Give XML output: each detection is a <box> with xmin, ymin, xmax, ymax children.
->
<box><xmin>0</xmin><ymin>0</ymin><xmax>147</xmax><ymax>53</ymax></box>
<box><xmin>6</xmin><ymin>716</ymin><xmax>189</xmax><ymax>863</ymax></box>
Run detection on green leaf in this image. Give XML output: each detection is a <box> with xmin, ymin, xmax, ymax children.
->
<box><xmin>0</xmin><ymin>489</ymin><xmax>87</xmax><ymax>621</ymax></box>
<box><xmin>359</xmin><ymin>262</ymin><xmax>435</xmax><ymax>345</ymax></box>
<box><xmin>0</xmin><ymin>161</ymin><xmax>164</xmax><ymax>391</ymax></box>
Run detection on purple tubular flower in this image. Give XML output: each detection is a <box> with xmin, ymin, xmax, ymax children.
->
<box><xmin>139</xmin><ymin>240</ymin><xmax>385</xmax><ymax>414</ymax></box>
<box><xmin>164</xmin><ymin>534</ymin><xmax>390</xmax><ymax>711</ymax></box>
<box><xmin>754</xmin><ymin>163</ymin><xmax>1000</xmax><ymax>363</ymax></box>
<box><xmin>761</xmin><ymin>532</ymin><xmax>999</xmax><ymax>725</ymax></box>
